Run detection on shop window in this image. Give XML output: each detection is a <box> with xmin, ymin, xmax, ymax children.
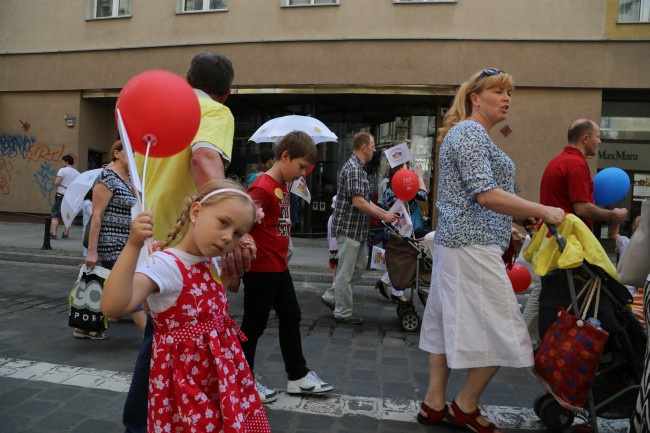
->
<box><xmin>284</xmin><ymin>0</ymin><xmax>339</xmax><ymax>6</ymax></box>
<box><xmin>179</xmin><ymin>0</ymin><xmax>228</xmax><ymax>13</ymax></box>
<box><xmin>619</xmin><ymin>0</ymin><xmax>650</xmax><ymax>23</ymax></box>
<box><xmin>89</xmin><ymin>0</ymin><xmax>131</xmax><ymax>19</ymax></box>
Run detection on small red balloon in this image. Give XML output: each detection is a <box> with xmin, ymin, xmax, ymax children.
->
<box><xmin>391</xmin><ymin>168</ymin><xmax>418</xmax><ymax>202</ymax></box>
<box><xmin>116</xmin><ymin>70</ymin><xmax>201</xmax><ymax>158</ymax></box>
<box><xmin>507</xmin><ymin>263</ymin><xmax>532</xmax><ymax>293</ymax></box>
<box><xmin>306</xmin><ymin>164</ymin><xmax>315</xmax><ymax>175</ymax></box>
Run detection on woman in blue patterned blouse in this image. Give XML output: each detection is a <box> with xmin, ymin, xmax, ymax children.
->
<box><xmin>415</xmin><ymin>69</ymin><xmax>565</xmax><ymax>433</ymax></box>
<box><xmin>82</xmin><ymin>140</ymin><xmax>146</xmax><ymax>339</ymax></box>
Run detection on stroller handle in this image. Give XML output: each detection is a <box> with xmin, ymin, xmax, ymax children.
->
<box><xmin>545</xmin><ymin>223</ymin><xmax>567</xmax><ymax>253</ymax></box>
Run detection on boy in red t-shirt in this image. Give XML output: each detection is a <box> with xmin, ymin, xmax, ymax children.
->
<box><xmin>242</xmin><ymin>131</ymin><xmax>333</xmax><ymax>403</ymax></box>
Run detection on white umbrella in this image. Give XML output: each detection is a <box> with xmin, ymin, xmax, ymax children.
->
<box><xmin>61</xmin><ymin>168</ymin><xmax>103</xmax><ymax>229</ymax></box>
<box><xmin>249</xmin><ymin>115</ymin><xmax>337</xmax><ymax>144</ymax></box>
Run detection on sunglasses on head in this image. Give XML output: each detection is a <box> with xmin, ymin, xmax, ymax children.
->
<box><xmin>477</xmin><ymin>68</ymin><xmax>505</xmax><ymax>81</ymax></box>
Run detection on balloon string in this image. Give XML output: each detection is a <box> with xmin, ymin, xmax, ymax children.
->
<box><xmin>142</xmin><ymin>140</ymin><xmax>154</xmax><ymax>265</ymax></box>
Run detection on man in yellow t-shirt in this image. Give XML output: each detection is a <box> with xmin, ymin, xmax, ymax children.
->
<box><xmin>126</xmin><ymin>52</ymin><xmax>256</xmax><ymax>433</ymax></box>
<box><xmin>136</xmin><ymin>54</ymin><xmax>234</xmax><ymax>242</ymax></box>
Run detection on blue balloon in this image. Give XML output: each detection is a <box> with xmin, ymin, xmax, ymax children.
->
<box><xmin>593</xmin><ymin>167</ymin><xmax>630</xmax><ymax>206</ymax></box>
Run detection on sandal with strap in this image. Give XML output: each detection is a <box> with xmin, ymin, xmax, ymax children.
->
<box><xmin>447</xmin><ymin>400</ymin><xmax>500</xmax><ymax>433</ymax></box>
<box><xmin>417</xmin><ymin>401</ymin><xmax>448</xmax><ymax>425</ymax></box>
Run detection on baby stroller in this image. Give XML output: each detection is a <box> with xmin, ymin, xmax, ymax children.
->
<box><xmin>382</xmin><ymin>223</ymin><xmax>433</xmax><ymax>332</ymax></box>
<box><xmin>532</xmin><ymin>224</ymin><xmax>645</xmax><ymax>433</ymax></box>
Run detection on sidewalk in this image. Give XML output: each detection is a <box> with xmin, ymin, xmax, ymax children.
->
<box><xmin>0</xmin><ymin>221</ymin><xmax>384</xmax><ymax>285</ymax></box>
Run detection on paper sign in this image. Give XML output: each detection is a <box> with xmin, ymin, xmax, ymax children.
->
<box><xmin>384</xmin><ymin>142</ymin><xmax>413</xmax><ymax>168</ymax></box>
<box><xmin>370</xmin><ymin>245</ymin><xmax>387</xmax><ymax>270</ymax></box>
<box><xmin>388</xmin><ymin>200</ymin><xmax>413</xmax><ymax>237</ymax></box>
<box><xmin>290</xmin><ymin>176</ymin><xmax>311</xmax><ymax>203</ymax></box>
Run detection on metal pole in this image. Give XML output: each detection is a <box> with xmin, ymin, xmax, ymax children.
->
<box><xmin>41</xmin><ymin>217</ymin><xmax>52</xmax><ymax>250</ymax></box>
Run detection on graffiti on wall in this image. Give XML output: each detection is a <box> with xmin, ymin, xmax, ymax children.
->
<box><xmin>32</xmin><ymin>161</ymin><xmax>58</xmax><ymax>205</ymax></box>
<box><xmin>0</xmin><ymin>157</ymin><xmax>14</xmax><ymax>195</ymax></box>
<box><xmin>0</xmin><ymin>133</ymin><xmax>36</xmax><ymax>159</ymax></box>
<box><xmin>0</xmin><ymin>132</ymin><xmax>76</xmax><ymax>207</ymax></box>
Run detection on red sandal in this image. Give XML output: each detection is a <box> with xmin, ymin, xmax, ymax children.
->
<box><xmin>447</xmin><ymin>400</ymin><xmax>500</xmax><ymax>433</ymax></box>
<box><xmin>416</xmin><ymin>401</ymin><xmax>447</xmax><ymax>425</ymax></box>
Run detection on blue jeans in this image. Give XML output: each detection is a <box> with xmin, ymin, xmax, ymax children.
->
<box><xmin>123</xmin><ymin>316</ymin><xmax>153</xmax><ymax>433</ymax></box>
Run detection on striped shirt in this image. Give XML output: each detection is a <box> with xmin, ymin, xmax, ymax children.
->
<box><xmin>331</xmin><ymin>155</ymin><xmax>370</xmax><ymax>243</ymax></box>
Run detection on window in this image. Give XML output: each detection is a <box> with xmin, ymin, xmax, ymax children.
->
<box><xmin>284</xmin><ymin>0</ymin><xmax>339</xmax><ymax>6</ymax></box>
<box><xmin>180</xmin><ymin>0</ymin><xmax>228</xmax><ymax>13</ymax></box>
<box><xmin>619</xmin><ymin>0</ymin><xmax>650</xmax><ymax>23</ymax></box>
<box><xmin>91</xmin><ymin>0</ymin><xmax>131</xmax><ymax>18</ymax></box>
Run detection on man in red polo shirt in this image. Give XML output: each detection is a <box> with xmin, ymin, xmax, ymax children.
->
<box><xmin>540</xmin><ymin>118</ymin><xmax>627</xmax><ymax>228</ymax></box>
<box><xmin>526</xmin><ymin>118</ymin><xmax>628</xmax><ymax>345</ymax></box>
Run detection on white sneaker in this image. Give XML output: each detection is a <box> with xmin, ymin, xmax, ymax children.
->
<box><xmin>255</xmin><ymin>379</ymin><xmax>278</xmax><ymax>404</ymax></box>
<box><xmin>286</xmin><ymin>371</ymin><xmax>333</xmax><ymax>395</ymax></box>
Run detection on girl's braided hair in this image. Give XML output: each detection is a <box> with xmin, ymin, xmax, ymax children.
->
<box><xmin>159</xmin><ymin>179</ymin><xmax>256</xmax><ymax>250</ymax></box>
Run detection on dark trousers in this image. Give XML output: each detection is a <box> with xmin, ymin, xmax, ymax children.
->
<box><xmin>122</xmin><ymin>316</ymin><xmax>153</xmax><ymax>433</ymax></box>
<box><xmin>538</xmin><ymin>267</ymin><xmax>591</xmax><ymax>339</ymax></box>
<box><xmin>241</xmin><ymin>270</ymin><xmax>309</xmax><ymax>381</ymax></box>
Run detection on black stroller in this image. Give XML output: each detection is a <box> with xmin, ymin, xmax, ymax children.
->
<box><xmin>382</xmin><ymin>223</ymin><xmax>433</xmax><ymax>332</ymax></box>
<box><xmin>532</xmin><ymin>224</ymin><xmax>645</xmax><ymax>433</ymax></box>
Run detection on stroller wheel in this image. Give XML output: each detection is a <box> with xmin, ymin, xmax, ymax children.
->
<box><xmin>539</xmin><ymin>397</ymin><xmax>575</xmax><ymax>432</ymax></box>
<box><xmin>533</xmin><ymin>393</ymin><xmax>552</xmax><ymax>417</ymax></box>
<box><xmin>399</xmin><ymin>311</ymin><xmax>420</xmax><ymax>332</ymax></box>
<box><xmin>396</xmin><ymin>302</ymin><xmax>413</xmax><ymax>316</ymax></box>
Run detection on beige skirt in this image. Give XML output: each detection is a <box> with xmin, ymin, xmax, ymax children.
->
<box><xmin>419</xmin><ymin>243</ymin><xmax>534</xmax><ymax>369</ymax></box>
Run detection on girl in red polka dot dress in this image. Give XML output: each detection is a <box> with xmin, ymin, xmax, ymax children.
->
<box><xmin>102</xmin><ymin>179</ymin><xmax>270</xmax><ymax>433</ymax></box>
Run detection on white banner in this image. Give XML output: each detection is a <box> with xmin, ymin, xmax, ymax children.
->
<box><xmin>388</xmin><ymin>200</ymin><xmax>413</xmax><ymax>237</ymax></box>
<box><xmin>384</xmin><ymin>142</ymin><xmax>413</xmax><ymax>168</ymax></box>
<box><xmin>370</xmin><ymin>245</ymin><xmax>387</xmax><ymax>270</ymax></box>
<box><xmin>290</xmin><ymin>177</ymin><xmax>311</xmax><ymax>203</ymax></box>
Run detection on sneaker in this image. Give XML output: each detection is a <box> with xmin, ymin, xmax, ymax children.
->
<box><xmin>50</xmin><ymin>233</ymin><xmax>57</xmax><ymax>240</ymax></box>
<box><xmin>334</xmin><ymin>316</ymin><xmax>363</xmax><ymax>325</ymax></box>
<box><xmin>320</xmin><ymin>296</ymin><xmax>335</xmax><ymax>311</ymax></box>
<box><xmin>287</xmin><ymin>371</ymin><xmax>333</xmax><ymax>395</ymax></box>
<box><xmin>255</xmin><ymin>379</ymin><xmax>278</xmax><ymax>404</ymax></box>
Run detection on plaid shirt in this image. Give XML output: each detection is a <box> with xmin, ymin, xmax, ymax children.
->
<box><xmin>332</xmin><ymin>154</ymin><xmax>370</xmax><ymax>243</ymax></box>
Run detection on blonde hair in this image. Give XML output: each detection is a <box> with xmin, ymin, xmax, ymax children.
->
<box><xmin>437</xmin><ymin>69</ymin><xmax>515</xmax><ymax>145</ymax></box>
<box><xmin>160</xmin><ymin>179</ymin><xmax>256</xmax><ymax>249</ymax></box>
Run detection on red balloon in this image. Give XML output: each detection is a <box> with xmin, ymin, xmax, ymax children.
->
<box><xmin>306</xmin><ymin>164</ymin><xmax>315</xmax><ymax>175</ymax></box>
<box><xmin>506</xmin><ymin>263</ymin><xmax>532</xmax><ymax>293</ymax></box>
<box><xmin>391</xmin><ymin>168</ymin><xmax>418</xmax><ymax>201</ymax></box>
<box><xmin>116</xmin><ymin>70</ymin><xmax>201</xmax><ymax>158</ymax></box>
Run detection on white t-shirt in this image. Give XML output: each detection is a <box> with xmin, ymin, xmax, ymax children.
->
<box><xmin>56</xmin><ymin>166</ymin><xmax>80</xmax><ymax>194</ymax></box>
<box><xmin>136</xmin><ymin>248</ymin><xmax>220</xmax><ymax>313</ymax></box>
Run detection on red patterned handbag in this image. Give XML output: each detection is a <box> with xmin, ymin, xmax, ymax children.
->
<box><xmin>533</xmin><ymin>277</ymin><xmax>609</xmax><ymax>412</ymax></box>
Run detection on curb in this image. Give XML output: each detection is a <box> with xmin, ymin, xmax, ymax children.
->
<box><xmin>0</xmin><ymin>250</ymin><xmax>383</xmax><ymax>286</ymax></box>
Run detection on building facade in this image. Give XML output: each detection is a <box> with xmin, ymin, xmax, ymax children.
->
<box><xmin>1</xmin><ymin>0</ymin><xmax>649</xmax><ymax>235</ymax></box>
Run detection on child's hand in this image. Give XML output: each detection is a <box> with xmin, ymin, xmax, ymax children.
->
<box><xmin>129</xmin><ymin>211</ymin><xmax>154</xmax><ymax>248</ymax></box>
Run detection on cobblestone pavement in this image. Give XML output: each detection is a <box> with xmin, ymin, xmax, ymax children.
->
<box><xmin>0</xmin><ymin>260</ymin><xmax>628</xmax><ymax>433</ymax></box>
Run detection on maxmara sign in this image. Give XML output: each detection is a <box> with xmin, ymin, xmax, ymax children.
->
<box><xmin>598</xmin><ymin>142</ymin><xmax>649</xmax><ymax>170</ymax></box>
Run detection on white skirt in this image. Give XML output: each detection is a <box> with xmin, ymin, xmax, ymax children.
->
<box><xmin>419</xmin><ymin>243</ymin><xmax>534</xmax><ymax>369</ymax></box>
